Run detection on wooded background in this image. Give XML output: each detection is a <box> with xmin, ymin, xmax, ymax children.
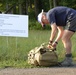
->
<box><xmin>0</xmin><ymin>0</ymin><xmax>76</xmax><ymax>20</ymax></box>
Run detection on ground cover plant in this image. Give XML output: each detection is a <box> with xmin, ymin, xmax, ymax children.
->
<box><xmin>0</xmin><ymin>30</ymin><xmax>76</xmax><ymax>68</ymax></box>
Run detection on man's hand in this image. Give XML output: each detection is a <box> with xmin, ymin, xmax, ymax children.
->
<box><xmin>47</xmin><ymin>40</ymin><xmax>53</xmax><ymax>49</ymax></box>
<box><xmin>47</xmin><ymin>41</ymin><xmax>58</xmax><ymax>50</ymax></box>
<box><xmin>47</xmin><ymin>44</ymin><xmax>56</xmax><ymax>51</ymax></box>
<box><xmin>52</xmin><ymin>41</ymin><xmax>58</xmax><ymax>48</ymax></box>
<box><xmin>49</xmin><ymin>40</ymin><xmax>53</xmax><ymax>45</ymax></box>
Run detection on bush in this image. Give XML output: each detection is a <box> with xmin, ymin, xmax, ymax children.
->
<box><xmin>29</xmin><ymin>20</ymin><xmax>51</xmax><ymax>30</ymax></box>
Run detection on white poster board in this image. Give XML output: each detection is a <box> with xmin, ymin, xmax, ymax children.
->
<box><xmin>0</xmin><ymin>14</ymin><xmax>28</xmax><ymax>37</ymax></box>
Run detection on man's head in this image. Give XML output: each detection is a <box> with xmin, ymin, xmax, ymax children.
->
<box><xmin>38</xmin><ymin>10</ymin><xmax>49</xmax><ymax>27</ymax></box>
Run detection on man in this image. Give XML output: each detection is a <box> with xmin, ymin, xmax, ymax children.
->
<box><xmin>37</xmin><ymin>6</ymin><xmax>76</xmax><ymax>66</ymax></box>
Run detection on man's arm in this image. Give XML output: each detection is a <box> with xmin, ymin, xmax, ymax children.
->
<box><xmin>54</xmin><ymin>26</ymin><xmax>64</xmax><ymax>42</ymax></box>
<box><xmin>50</xmin><ymin>23</ymin><xmax>58</xmax><ymax>42</ymax></box>
<box><xmin>52</xmin><ymin>26</ymin><xmax>64</xmax><ymax>47</ymax></box>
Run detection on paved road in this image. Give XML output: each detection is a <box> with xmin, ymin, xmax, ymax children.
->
<box><xmin>0</xmin><ymin>67</ymin><xmax>76</xmax><ymax>75</ymax></box>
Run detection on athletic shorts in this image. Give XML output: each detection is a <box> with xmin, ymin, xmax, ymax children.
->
<box><xmin>65</xmin><ymin>14</ymin><xmax>76</xmax><ymax>32</ymax></box>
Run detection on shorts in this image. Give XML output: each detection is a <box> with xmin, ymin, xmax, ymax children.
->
<box><xmin>65</xmin><ymin>14</ymin><xmax>76</xmax><ymax>32</ymax></box>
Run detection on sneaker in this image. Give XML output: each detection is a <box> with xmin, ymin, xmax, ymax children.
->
<box><xmin>60</xmin><ymin>57</ymin><xmax>74</xmax><ymax>67</ymax></box>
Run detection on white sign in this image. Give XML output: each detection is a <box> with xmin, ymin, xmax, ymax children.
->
<box><xmin>0</xmin><ymin>14</ymin><xmax>28</xmax><ymax>37</ymax></box>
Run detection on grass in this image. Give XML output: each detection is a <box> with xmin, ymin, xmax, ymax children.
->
<box><xmin>0</xmin><ymin>30</ymin><xmax>76</xmax><ymax>68</ymax></box>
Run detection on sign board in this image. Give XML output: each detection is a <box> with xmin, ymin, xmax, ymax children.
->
<box><xmin>0</xmin><ymin>14</ymin><xmax>28</xmax><ymax>37</ymax></box>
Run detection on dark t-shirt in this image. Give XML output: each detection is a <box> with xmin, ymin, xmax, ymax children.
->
<box><xmin>46</xmin><ymin>6</ymin><xmax>76</xmax><ymax>26</ymax></box>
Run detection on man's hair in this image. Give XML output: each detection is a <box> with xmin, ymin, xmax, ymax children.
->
<box><xmin>42</xmin><ymin>12</ymin><xmax>46</xmax><ymax>16</ymax></box>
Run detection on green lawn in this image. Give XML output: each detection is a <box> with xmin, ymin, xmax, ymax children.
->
<box><xmin>0</xmin><ymin>30</ymin><xmax>76</xmax><ymax>68</ymax></box>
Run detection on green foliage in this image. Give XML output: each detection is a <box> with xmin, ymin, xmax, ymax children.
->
<box><xmin>28</xmin><ymin>8</ymin><xmax>35</xmax><ymax>20</ymax></box>
<box><xmin>40</xmin><ymin>0</ymin><xmax>50</xmax><ymax>11</ymax></box>
<box><xmin>29</xmin><ymin>20</ymin><xmax>42</xmax><ymax>30</ymax></box>
<box><xmin>59</xmin><ymin>0</ymin><xmax>76</xmax><ymax>9</ymax></box>
<box><xmin>29</xmin><ymin>20</ymin><xmax>51</xmax><ymax>30</ymax></box>
<box><xmin>0</xmin><ymin>0</ymin><xmax>76</xmax><ymax>26</ymax></box>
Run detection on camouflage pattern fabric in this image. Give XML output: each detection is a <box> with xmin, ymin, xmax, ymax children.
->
<box><xmin>28</xmin><ymin>43</ymin><xmax>58</xmax><ymax>66</ymax></box>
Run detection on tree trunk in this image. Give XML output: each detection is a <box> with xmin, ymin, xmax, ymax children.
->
<box><xmin>28</xmin><ymin>0</ymin><xmax>32</xmax><ymax>9</ymax></box>
<box><xmin>18</xmin><ymin>0</ymin><xmax>22</xmax><ymax>14</ymax></box>
<box><xmin>6</xmin><ymin>0</ymin><xmax>9</xmax><ymax>10</ymax></box>
<box><xmin>13</xmin><ymin>4</ymin><xmax>16</xmax><ymax>14</ymax></box>
<box><xmin>53</xmin><ymin>0</ymin><xmax>57</xmax><ymax>7</ymax></box>
<box><xmin>49</xmin><ymin>0</ymin><xmax>53</xmax><ymax>9</ymax></box>
<box><xmin>34</xmin><ymin>0</ymin><xmax>39</xmax><ymax>18</ymax></box>
<box><xmin>26</xmin><ymin>0</ymin><xmax>28</xmax><ymax>14</ymax></box>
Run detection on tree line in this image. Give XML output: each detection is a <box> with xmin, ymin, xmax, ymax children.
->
<box><xmin>0</xmin><ymin>0</ymin><xmax>76</xmax><ymax>20</ymax></box>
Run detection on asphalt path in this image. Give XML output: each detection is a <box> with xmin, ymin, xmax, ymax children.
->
<box><xmin>0</xmin><ymin>65</ymin><xmax>76</xmax><ymax>75</ymax></box>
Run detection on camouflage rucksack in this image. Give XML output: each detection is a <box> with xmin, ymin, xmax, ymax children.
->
<box><xmin>28</xmin><ymin>43</ymin><xmax>58</xmax><ymax>66</ymax></box>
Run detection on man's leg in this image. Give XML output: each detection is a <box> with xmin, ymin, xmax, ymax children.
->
<box><xmin>61</xmin><ymin>30</ymin><xmax>74</xmax><ymax>66</ymax></box>
<box><xmin>62</xmin><ymin>30</ymin><xmax>74</xmax><ymax>54</ymax></box>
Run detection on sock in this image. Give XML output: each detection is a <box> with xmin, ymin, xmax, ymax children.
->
<box><xmin>65</xmin><ymin>53</ymin><xmax>72</xmax><ymax>57</ymax></box>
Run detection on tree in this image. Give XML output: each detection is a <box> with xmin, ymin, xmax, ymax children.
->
<box><xmin>34</xmin><ymin>0</ymin><xmax>39</xmax><ymax>17</ymax></box>
<box><xmin>28</xmin><ymin>0</ymin><xmax>32</xmax><ymax>9</ymax></box>
<box><xmin>53</xmin><ymin>0</ymin><xmax>57</xmax><ymax>7</ymax></box>
<box><xmin>49</xmin><ymin>0</ymin><xmax>53</xmax><ymax>9</ymax></box>
<box><xmin>26</xmin><ymin>0</ymin><xmax>28</xmax><ymax>14</ymax></box>
<box><xmin>18</xmin><ymin>0</ymin><xmax>22</xmax><ymax>14</ymax></box>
